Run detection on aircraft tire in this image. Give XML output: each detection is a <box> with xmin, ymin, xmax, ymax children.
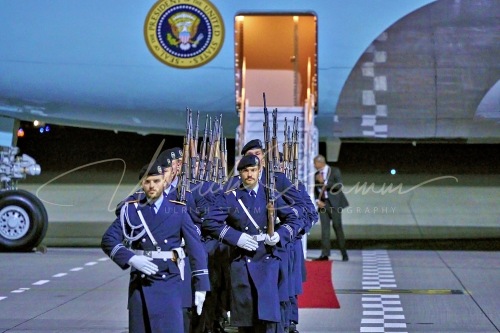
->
<box><xmin>0</xmin><ymin>190</ymin><xmax>48</xmax><ymax>252</ymax></box>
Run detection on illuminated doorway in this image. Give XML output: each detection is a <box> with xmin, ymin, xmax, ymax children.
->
<box><xmin>235</xmin><ymin>14</ymin><xmax>317</xmax><ymax>111</ymax></box>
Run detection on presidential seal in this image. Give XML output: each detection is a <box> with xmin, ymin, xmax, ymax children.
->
<box><xmin>144</xmin><ymin>0</ymin><xmax>224</xmax><ymax>68</ymax></box>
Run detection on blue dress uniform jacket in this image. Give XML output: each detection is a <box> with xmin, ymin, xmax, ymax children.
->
<box><xmin>102</xmin><ymin>193</ymin><xmax>210</xmax><ymax>333</ymax></box>
<box><xmin>202</xmin><ymin>182</ymin><xmax>302</xmax><ymax>327</ymax></box>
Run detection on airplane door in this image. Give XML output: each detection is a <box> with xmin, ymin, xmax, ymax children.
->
<box><xmin>235</xmin><ymin>14</ymin><xmax>317</xmax><ymax>108</ymax></box>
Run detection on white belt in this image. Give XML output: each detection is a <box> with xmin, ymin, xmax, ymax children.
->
<box><xmin>134</xmin><ymin>248</ymin><xmax>186</xmax><ymax>280</ymax></box>
<box><xmin>252</xmin><ymin>234</ymin><xmax>266</xmax><ymax>242</ymax></box>
<box><xmin>134</xmin><ymin>250</ymin><xmax>175</xmax><ymax>260</ymax></box>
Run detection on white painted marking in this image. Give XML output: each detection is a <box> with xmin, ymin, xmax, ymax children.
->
<box><xmin>361</xmin><ymin>116</ymin><xmax>376</xmax><ymax>127</ymax></box>
<box><xmin>374</xmin><ymin>76</ymin><xmax>387</xmax><ymax>91</ymax></box>
<box><xmin>363</xmin><ymin>303</ymin><xmax>384</xmax><ymax>308</ymax></box>
<box><xmin>32</xmin><ymin>280</ymin><xmax>50</xmax><ymax>286</ymax></box>
<box><xmin>362</xmin><ymin>297</ymin><xmax>381</xmax><ymax>302</ymax></box>
<box><xmin>385</xmin><ymin>322</ymin><xmax>407</xmax><ymax>328</ymax></box>
<box><xmin>363</xmin><ymin>311</ymin><xmax>384</xmax><ymax>316</ymax></box>
<box><xmin>361</xmin><ymin>250</ymin><xmax>407</xmax><ymax>333</ymax></box>
<box><xmin>98</xmin><ymin>257</ymin><xmax>109</xmax><ymax>261</ymax></box>
<box><xmin>362</xmin><ymin>281</ymin><xmax>381</xmax><ymax>285</ymax></box>
<box><xmin>53</xmin><ymin>273</ymin><xmax>67</xmax><ymax>278</ymax></box>
<box><xmin>362</xmin><ymin>62</ymin><xmax>375</xmax><ymax>77</ymax></box>
<box><xmin>85</xmin><ymin>262</ymin><xmax>98</xmax><ymax>266</ymax></box>
<box><xmin>362</xmin><ymin>318</ymin><xmax>385</xmax><ymax>324</ymax></box>
<box><xmin>374</xmin><ymin>51</ymin><xmax>387</xmax><ymax>63</ymax></box>
<box><xmin>70</xmin><ymin>267</ymin><xmax>83</xmax><ymax>272</ymax></box>
<box><xmin>0</xmin><ymin>297</ymin><xmax>7</xmax><ymax>301</ymax></box>
<box><xmin>376</xmin><ymin>32</ymin><xmax>388</xmax><ymax>41</ymax></box>
<box><xmin>360</xmin><ymin>327</ymin><xmax>385</xmax><ymax>332</ymax></box>
<box><xmin>383</xmin><ymin>307</ymin><xmax>403</xmax><ymax>312</ymax></box>
<box><xmin>366</xmin><ymin>45</ymin><xmax>376</xmax><ymax>53</ymax></box>
<box><xmin>362</xmin><ymin>90</ymin><xmax>376</xmax><ymax>105</ymax></box>
<box><xmin>384</xmin><ymin>314</ymin><xmax>405</xmax><ymax>320</ymax></box>
<box><xmin>374</xmin><ymin>125</ymin><xmax>388</xmax><ymax>132</ymax></box>
<box><xmin>376</xmin><ymin>105</ymin><xmax>388</xmax><ymax>117</ymax></box>
<box><xmin>11</xmin><ymin>289</ymin><xmax>27</xmax><ymax>293</ymax></box>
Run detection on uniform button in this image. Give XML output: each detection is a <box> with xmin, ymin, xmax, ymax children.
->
<box><xmin>162</xmin><ymin>275</ymin><xmax>166</xmax><ymax>279</ymax></box>
<box><xmin>141</xmin><ymin>274</ymin><xmax>145</xmax><ymax>278</ymax></box>
<box><xmin>264</xmin><ymin>226</ymin><xmax>267</xmax><ymax>230</ymax></box>
<box><xmin>164</xmin><ymin>239</ymin><xmax>168</xmax><ymax>243</ymax></box>
<box><xmin>266</xmin><ymin>256</ymin><xmax>270</xmax><ymax>260</ymax></box>
<box><xmin>163</xmin><ymin>258</ymin><xmax>167</xmax><ymax>262</ymax></box>
<box><xmin>142</xmin><ymin>238</ymin><xmax>146</xmax><ymax>242</ymax></box>
<box><xmin>247</xmin><ymin>259</ymin><xmax>251</xmax><ymax>263</ymax></box>
<box><xmin>244</xmin><ymin>226</ymin><xmax>249</xmax><ymax>230</ymax></box>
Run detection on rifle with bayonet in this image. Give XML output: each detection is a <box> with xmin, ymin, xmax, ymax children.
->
<box><xmin>262</xmin><ymin>93</ymin><xmax>275</xmax><ymax>236</ymax></box>
<box><xmin>171</xmin><ymin>108</ymin><xmax>191</xmax><ymax>204</ymax></box>
<box><xmin>197</xmin><ymin>115</ymin><xmax>209</xmax><ymax>181</ymax></box>
<box><xmin>204</xmin><ymin>117</ymin><xmax>216</xmax><ymax>182</ymax></box>
<box><xmin>190</xmin><ymin>111</ymin><xmax>199</xmax><ymax>181</ymax></box>
<box><xmin>220</xmin><ymin>136</ymin><xmax>228</xmax><ymax>183</ymax></box>
<box><xmin>282</xmin><ymin>117</ymin><xmax>290</xmax><ymax>178</ymax></box>
<box><xmin>272</xmin><ymin>108</ymin><xmax>280</xmax><ymax>172</ymax></box>
<box><xmin>211</xmin><ymin>116</ymin><xmax>222</xmax><ymax>182</ymax></box>
<box><xmin>291</xmin><ymin>116</ymin><xmax>299</xmax><ymax>189</ymax></box>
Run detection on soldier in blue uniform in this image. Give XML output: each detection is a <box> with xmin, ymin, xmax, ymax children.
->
<box><xmin>288</xmin><ymin>181</ymin><xmax>318</xmax><ymax>333</ymax></box>
<box><xmin>277</xmin><ymin>152</ymin><xmax>318</xmax><ymax>333</ymax></box>
<box><xmin>236</xmin><ymin>140</ymin><xmax>308</xmax><ymax>332</ymax></box>
<box><xmin>203</xmin><ymin>154</ymin><xmax>302</xmax><ymax>333</ymax></box>
<box><xmin>188</xmin><ymin>180</ymin><xmax>232</xmax><ymax>333</ymax></box>
<box><xmin>157</xmin><ymin>148</ymin><xmax>203</xmax><ymax>333</ymax></box>
<box><xmin>101</xmin><ymin>159</ymin><xmax>210</xmax><ymax>333</ymax></box>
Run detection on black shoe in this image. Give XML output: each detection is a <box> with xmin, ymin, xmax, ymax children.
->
<box><xmin>313</xmin><ymin>255</ymin><xmax>329</xmax><ymax>261</ymax></box>
<box><xmin>341</xmin><ymin>252</ymin><xmax>349</xmax><ymax>261</ymax></box>
<box><xmin>289</xmin><ymin>321</ymin><xmax>299</xmax><ymax>333</ymax></box>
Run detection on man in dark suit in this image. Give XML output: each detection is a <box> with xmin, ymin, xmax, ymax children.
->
<box><xmin>313</xmin><ymin>154</ymin><xmax>349</xmax><ymax>261</ymax></box>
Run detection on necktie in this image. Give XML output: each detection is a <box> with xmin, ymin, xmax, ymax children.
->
<box><xmin>249</xmin><ymin>190</ymin><xmax>256</xmax><ymax>198</ymax></box>
<box><xmin>150</xmin><ymin>204</ymin><xmax>156</xmax><ymax>216</ymax></box>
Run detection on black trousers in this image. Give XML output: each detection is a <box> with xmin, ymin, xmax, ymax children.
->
<box><xmin>318</xmin><ymin>200</ymin><xmax>346</xmax><ymax>257</ymax></box>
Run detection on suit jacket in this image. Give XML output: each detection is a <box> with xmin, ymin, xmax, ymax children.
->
<box><xmin>314</xmin><ymin>165</ymin><xmax>349</xmax><ymax>209</ymax></box>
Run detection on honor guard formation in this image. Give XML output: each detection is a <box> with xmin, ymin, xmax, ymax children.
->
<box><xmin>101</xmin><ymin>101</ymin><xmax>322</xmax><ymax>333</ymax></box>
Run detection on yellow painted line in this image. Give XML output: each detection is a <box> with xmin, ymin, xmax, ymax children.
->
<box><xmin>336</xmin><ymin>289</ymin><xmax>468</xmax><ymax>295</ymax></box>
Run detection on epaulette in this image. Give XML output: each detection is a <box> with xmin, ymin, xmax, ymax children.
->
<box><xmin>125</xmin><ymin>199</ymin><xmax>140</xmax><ymax>204</ymax></box>
<box><xmin>224</xmin><ymin>187</ymin><xmax>238</xmax><ymax>194</ymax></box>
<box><xmin>224</xmin><ymin>183</ymin><xmax>244</xmax><ymax>194</ymax></box>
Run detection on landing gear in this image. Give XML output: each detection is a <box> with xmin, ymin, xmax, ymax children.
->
<box><xmin>0</xmin><ymin>190</ymin><xmax>48</xmax><ymax>251</ymax></box>
<box><xmin>0</xmin><ymin>146</ymin><xmax>47</xmax><ymax>251</ymax></box>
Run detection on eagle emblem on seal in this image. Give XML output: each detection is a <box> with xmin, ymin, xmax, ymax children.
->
<box><xmin>167</xmin><ymin>13</ymin><xmax>203</xmax><ymax>51</ymax></box>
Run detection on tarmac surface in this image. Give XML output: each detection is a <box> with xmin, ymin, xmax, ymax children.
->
<box><xmin>3</xmin><ymin>170</ymin><xmax>498</xmax><ymax>332</ymax></box>
<box><xmin>0</xmin><ymin>248</ymin><xmax>499</xmax><ymax>333</ymax></box>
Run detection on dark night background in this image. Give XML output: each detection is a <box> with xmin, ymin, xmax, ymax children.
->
<box><xmin>16</xmin><ymin>122</ymin><xmax>499</xmax><ymax>183</ymax></box>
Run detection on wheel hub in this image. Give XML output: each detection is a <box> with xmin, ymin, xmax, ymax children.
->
<box><xmin>0</xmin><ymin>205</ymin><xmax>30</xmax><ymax>240</ymax></box>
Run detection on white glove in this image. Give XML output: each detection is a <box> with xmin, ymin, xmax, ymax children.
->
<box><xmin>264</xmin><ymin>232</ymin><xmax>280</xmax><ymax>246</ymax></box>
<box><xmin>128</xmin><ymin>255</ymin><xmax>158</xmax><ymax>275</ymax></box>
<box><xmin>194</xmin><ymin>291</ymin><xmax>206</xmax><ymax>315</ymax></box>
<box><xmin>236</xmin><ymin>233</ymin><xmax>259</xmax><ymax>251</ymax></box>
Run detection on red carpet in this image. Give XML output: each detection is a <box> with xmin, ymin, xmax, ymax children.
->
<box><xmin>298</xmin><ymin>260</ymin><xmax>340</xmax><ymax>308</ymax></box>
